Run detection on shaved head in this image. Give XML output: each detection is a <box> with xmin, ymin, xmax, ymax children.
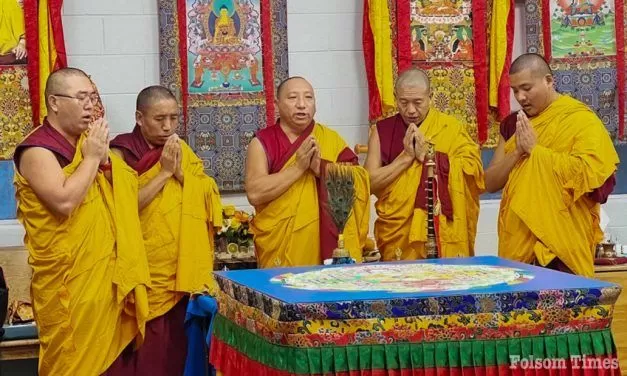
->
<box><xmin>509</xmin><ymin>53</ymin><xmax>558</xmax><ymax>116</ymax></box>
<box><xmin>509</xmin><ymin>53</ymin><xmax>552</xmax><ymax>78</ymax></box>
<box><xmin>136</xmin><ymin>85</ymin><xmax>177</xmax><ymax>112</ymax></box>
<box><xmin>276</xmin><ymin>76</ymin><xmax>311</xmax><ymax>99</ymax></box>
<box><xmin>395</xmin><ymin>68</ymin><xmax>430</xmax><ymax>94</ymax></box>
<box><xmin>44</xmin><ymin>68</ymin><xmax>90</xmax><ymax>110</ymax></box>
<box><xmin>394</xmin><ymin>68</ymin><xmax>431</xmax><ymax>125</ymax></box>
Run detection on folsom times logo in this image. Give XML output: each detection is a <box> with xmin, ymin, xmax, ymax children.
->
<box><xmin>510</xmin><ymin>355</ymin><xmax>620</xmax><ymax>370</ymax></box>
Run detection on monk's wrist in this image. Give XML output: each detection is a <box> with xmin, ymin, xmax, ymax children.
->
<box><xmin>83</xmin><ymin>155</ymin><xmax>101</xmax><ymax>167</ymax></box>
<box><xmin>399</xmin><ymin>151</ymin><xmax>414</xmax><ymax>165</ymax></box>
<box><xmin>158</xmin><ymin>169</ymin><xmax>174</xmax><ymax>179</ymax></box>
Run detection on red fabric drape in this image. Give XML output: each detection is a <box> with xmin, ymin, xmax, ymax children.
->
<box><xmin>615</xmin><ymin>0</ymin><xmax>625</xmax><ymax>140</ymax></box>
<box><xmin>363</xmin><ymin>0</ymin><xmax>383</xmax><ymax>121</ymax></box>
<box><xmin>472</xmin><ymin>0</ymin><xmax>489</xmax><ymax>144</ymax></box>
<box><xmin>23</xmin><ymin>0</ymin><xmax>67</xmax><ymax>127</ymax></box>
<box><xmin>497</xmin><ymin>0</ymin><xmax>515</xmax><ymax>121</ymax></box>
<box><xmin>176</xmin><ymin>0</ymin><xmax>189</xmax><ymax>134</ymax></box>
<box><xmin>260</xmin><ymin>0</ymin><xmax>276</xmax><ymax>126</ymax></box>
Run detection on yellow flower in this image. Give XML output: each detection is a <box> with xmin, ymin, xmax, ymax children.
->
<box><xmin>231</xmin><ymin>218</ymin><xmax>241</xmax><ymax>230</ymax></box>
<box><xmin>223</xmin><ymin>204</ymin><xmax>236</xmax><ymax>217</ymax></box>
<box><xmin>235</xmin><ymin>211</ymin><xmax>250</xmax><ymax>223</ymax></box>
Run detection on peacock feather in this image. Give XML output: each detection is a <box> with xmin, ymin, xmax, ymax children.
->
<box><xmin>325</xmin><ymin>164</ymin><xmax>355</xmax><ymax>234</ymax></box>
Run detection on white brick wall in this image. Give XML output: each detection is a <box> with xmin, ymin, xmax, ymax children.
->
<box><xmin>62</xmin><ymin>2</ymin><xmax>159</xmax><ymax>136</ymax></box>
<box><xmin>4</xmin><ymin>0</ymin><xmax>627</xmax><ymax>250</ymax></box>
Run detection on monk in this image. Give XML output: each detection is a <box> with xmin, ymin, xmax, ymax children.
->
<box><xmin>0</xmin><ymin>0</ymin><xmax>27</xmax><ymax>64</ymax></box>
<box><xmin>485</xmin><ymin>53</ymin><xmax>619</xmax><ymax>277</ymax></box>
<box><xmin>13</xmin><ymin>68</ymin><xmax>150</xmax><ymax>376</ymax></box>
<box><xmin>246</xmin><ymin>76</ymin><xmax>370</xmax><ymax>268</ymax></box>
<box><xmin>365</xmin><ymin>68</ymin><xmax>484</xmax><ymax>261</ymax></box>
<box><xmin>108</xmin><ymin>85</ymin><xmax>222</xmax><ymax>375</ymax></box>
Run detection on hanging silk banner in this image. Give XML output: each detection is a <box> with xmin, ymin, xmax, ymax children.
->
<box><xmin>364</xmin><ymin>0</ymin><xmax>514</xmax><ymax>147</ymax></box>
<box><xmin>524</xmin><ymin>0</ymin><xmax>626</xmax><ymax>142</ymax></box>
<box><xmin>159</xmin><ymin>0</ymin><xmax>288</xmax><ymax>192</ymax></box>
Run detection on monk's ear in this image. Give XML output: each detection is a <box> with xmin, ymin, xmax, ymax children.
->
<box><xmin>48</xmin><ymin>95</ymin><xmax>60</xmax><ymax>114</ymax></box>
<box><xmin>544</xmin><ymin>74</ymin><xmax>555</xmax><ymax>88</ymax></box>
<box><xmin>135</xmin><ymin>110</ymin><xmax>143</xmax><ymax>126</ymax></box>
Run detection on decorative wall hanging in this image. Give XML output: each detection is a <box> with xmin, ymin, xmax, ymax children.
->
<box><xmin>364</xmin><ymin>0</ymin><xmax>515</xmax><ymax>147</ymax></box>
<box><xmin>524</xmin><ymin>0</ymin><xmax>626</xmax><ymax>142</ymax></box>
<box><xmin>0</xmin><ymin>0</ymin><xmax>66</xmax><ymax>220</ymax></box>
<box><xmin>159</xmin><ymin>0</ymin><xmax>288</xmax><ymax>192</ymax></box>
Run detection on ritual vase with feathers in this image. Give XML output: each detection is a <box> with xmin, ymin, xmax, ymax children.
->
<box><xmin>425</xmin><ymin>142</ymin><xmax>439</xmax><ymax>259</ymax></box>
<box><xmin>325</xmin><ymin>164</ymin><xmax>356</xmax><ymax>265</ymax></box>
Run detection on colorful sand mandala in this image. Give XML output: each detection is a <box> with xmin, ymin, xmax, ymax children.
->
<box><xmin>270</xmin><ymin>263</ymin><xmax>534</xmax><ymax>293</ymax></box>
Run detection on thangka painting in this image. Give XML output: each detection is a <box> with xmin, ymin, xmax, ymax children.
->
<box><xmin>525</xmin><ymin>0</ymin><xmax>626</xmax><ymax>141</ymax></box>
<box><xmin>411</xmin><ymin>0</ymin><xmax>474</xmax><ymax>62</ymax></box>
<box><xmin>364</xmin><ymin>0</ymin><xmax>505</xmax><ymax>147</ymax></box>
<box><xmin>0</xmin><ymin>0</ymin><xmax>66</xmax><ymax>219</ymax></box>
<box><xmin>159</xmin><ymin>0</ymin><xmax>288</xmax><ymax>192</ymax></box>
<box><xmin>0</xmin><ymin>0</ymin><xmax>31</xmax><ymax>161</ymax></box>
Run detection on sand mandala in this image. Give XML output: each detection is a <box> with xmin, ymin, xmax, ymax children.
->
<box><xmin>270</xmin><ymin>263</ymin><xmax>534</xmax><ymax>293</ymax></box>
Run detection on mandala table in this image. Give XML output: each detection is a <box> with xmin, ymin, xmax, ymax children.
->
<box><xmin>209</xmin><ymin>256</ymin><xmax>622</xmax><ymax>375</ymax></box>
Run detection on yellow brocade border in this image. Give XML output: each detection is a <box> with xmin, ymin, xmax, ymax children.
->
<box><xmin>216</xmin><ymin>291</ymin><xmax>614</xmax><ymax>347</ymax></box>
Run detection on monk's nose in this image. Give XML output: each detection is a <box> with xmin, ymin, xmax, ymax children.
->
<box><xmin>163</xmin><ymin>119</ymin><xmax>173</xmax><ymax>131</ymax></box>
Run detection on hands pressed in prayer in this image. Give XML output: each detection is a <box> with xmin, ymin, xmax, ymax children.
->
<box><xmin>160</xmin><ymin>134</ymin><xmax>180</xmax><ymax>177</ymax></box>
<box><xmin>84</xmin><ymin>118</ymin><xmax>109</xmax><ymax>163</ymax></box>
<box><xmin>170</xmin><ymin>134</ymin><xmax>184</xmax><ymax>183</ymax></box>
<box><xmin>309</xmin><ymin>138</ymin><xmax>322</xmax><ymax>177</ymax></box>
<box><xmin>515</xmin><ymin>111</ymin><xmax>536</xmax><ymax>156</ymax></box>
<box><xmin>403</xmin><ymin>123</ymin><xmax>418</xmax><ymax>159</ymax></box>
<box><xmin>412</xmin><ymin>127</ymin><xmax>427</xmax><ymax>163</ymax></box>
<box><xmin>295</xmin><ymin>136</ymin><xmax>317</xmax><ymax>173</ymax></box>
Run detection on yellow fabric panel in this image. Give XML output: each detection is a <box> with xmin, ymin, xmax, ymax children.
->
<box><xmin>498</xmin><ymin>95</ymin><xmax>620</xmax><ymax>277</ymax></box>
<box><xmin>14</xmin><ymin>136</ymin><xmax>150</xmax><ymax>376</ymax></box>
<box><xmin>375</xmin><ymin>109</ymin><xmax>484</xmax><ymax>261</ymax></box>
<box><xmin>489</xmin><ymin>0</ymin><xmax>511</xmax><ymax>108</ymax></box>
<box><xmin>139</xmin><ymin>141</ymin><xmax>222</xmax><ymax>320</ymax></box>
<box><xmin>38</xmin><ymin>0</ymin><xmax>57</xmax><ymax>122</ymax></box>
<box><xmin>250</xmin><ymin>123</ymin><xmax>370</xmax><ymax>268</ymax></box>
<box><xmin>368</xmin><ymin>0</ymin><xmax>396</xmax><ymax>115</ymax></box>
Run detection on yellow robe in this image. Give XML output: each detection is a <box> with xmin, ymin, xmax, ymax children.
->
<box><xmin>375</xmin><ymin>109</ymin><xmax>484</xmax><ymax>260</ymax></box>
<box><xmin>498</xmin><ymin>95</ymin><xmax>619</xmax><ymax>277</ymax></box>
<box><xmin>14</xmin><ymin>138</ymin><xmax>150</xmax><ymax>376</ymax></box>
<box><xmin>0</xmin><ymin>0</ymin><xmax>24</xmax><ymax>55</ymax></box>
<box><xmin>250</xmin><ymin>123</ymin><xmax>370</xmax><ymax>268</ymax></box>
<box><xmin>138</xmin><ymin>141</ymin><xmax>222</xmax><ymax>320</ymax></box>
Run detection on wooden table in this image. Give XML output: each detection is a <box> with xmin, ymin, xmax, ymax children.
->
<box><xmin>595</xmin><ymin>264</ymin><xmax>627</xmax><ymax>375</ymax></box>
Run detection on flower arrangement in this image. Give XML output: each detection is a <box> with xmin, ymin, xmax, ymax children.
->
<box><xmin>215</xmin><ymin>205</ymin><xmax>255</xmax><ymax>260</ymax></box>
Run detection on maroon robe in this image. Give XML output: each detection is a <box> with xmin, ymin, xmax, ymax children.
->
<box><xmin>14</xmin><ymin>118</ymin><xmax>76</xmax><ymax>171</ymax></box>
<box><xmin>256</xmin><ymin>120</ymin><xmax>358</xmax><ymax>261</ymax></box>
<box><xmin>103</xmin><ymin>297</ymin><xmax>189</xmax><ymax>376</ymax></box>
<box><xmin>376</xmin><ymin>114</ymin><xmax>453</xmax><ymax>219</ymax></box>
<box><xmin>106</xmin><ymin>127</ymin><xmax>188</xmax><ymax>376</ymax></box>
<box><xmin>500</xmin><ymin>113</ymin><xmax>615</xmax><ymax>204</ymax></box>
<box><xmin>110</xmin><ymin>125</ymin><xmax>162</xmax><ymax>174</ymax></box>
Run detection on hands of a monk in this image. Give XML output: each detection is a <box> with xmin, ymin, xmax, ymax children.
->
<box><xmin>309</xmin><ymin>139</ymin><xmax>322</xmax><ymax>177</ymax></box>
<box><xmin>295</xmin><ymin>136</ymin><xmax>317</xmax><ymax>172</ymax></box>
<box><xmin>516</xmin><ymin>111</ymin><xmax>536</xmax><ymax>156</ymax></box>
<box><xmin>413</xmin><ymin>128</ymin><xmax>427</xmax><ymax>163</ymax></box>
<box><xmin>403</xmin><ymin>124</ymin><xmax>418</xmax><ymax>159</ymax></box>
<box><xmin>171</xmin><ymin>134</ymin><xmax>184</xmax><ymax>183</ymax></box>
<box><xmin>160</xmin><ymin>135</ymin><xmax>179</xmax><ymax>176</ymax></box>
<box><xmin>83</xmin><ymin>118</ymin><xmax>109</xmax><ymax>163</ymax></box>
